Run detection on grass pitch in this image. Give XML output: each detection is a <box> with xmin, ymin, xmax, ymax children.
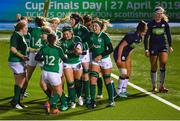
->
<box><xmin>0</xmin><ymin>31</ymin><xmax>180</xmax><ymax>120</ymax></box>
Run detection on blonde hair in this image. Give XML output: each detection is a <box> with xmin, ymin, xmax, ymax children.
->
<box><xmin>162</xmin><ymin>14</ymin><xmax>168</xmax><ymax>22</ymax></box>
<box><xmin>50</xmin><ymin>17</ymin><xmax>60</xmax><ymax>24</ymax></box>
<box><xmin>92</xmin><ymin>18</ymin><xmax>112</xmax><ymax>32</ymax></box>
<box><xmin>154</xmin><ymin>6</ymin><xmax>169</xmax><ymax>22</ymax></box>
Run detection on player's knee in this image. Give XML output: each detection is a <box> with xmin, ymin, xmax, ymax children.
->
<box><xmin>83</xmin><ymin>69</ymin><xmax>89</xmax><ymax>74</ymax></box>
<box><xmin>90</xmin><ymin>71</ymin><xmax>99</xmax><ymax>78</ymax></box>
<box><xmin>103</xmin><ymin>74</ymin><xmax>111</xmax><ymax>80</ymax></box>
<box><xmin>160</xmin><ymin>67</ymin><xmax>166</xmax><ymax>72</ymax></box>
<box><xmin>119</xmin><ymin>68</ymin><xmax>127</xmax><ymax>77</ymax></box>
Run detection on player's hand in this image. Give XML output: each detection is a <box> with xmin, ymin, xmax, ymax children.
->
<box><xmin>22</xmin><ymin>56</ymin><xmax>29</xmax><ymax>61</ymax></box>
<box><xmin>94</xmin><ymin>55</ymin><xmax>102</xmax><ymax>62</ymax></box>
<box><xmin>74</xmin><ymin>48</ymin><xmax>82</xmax><ymax>55</ymax></box>
<box><xmin>116</xmin><ymin>59</ymin><xmax>122</xmax><ymax>66</ymax></box>
<box><xmin>41</xmin><ymin>34</ymin><xmax>47</xmax><ymax>40</ymax></box>
<box><xmin>169</xmin><ymin>47</ymin><xmax>173</xmax><ymax>53</ymax></box>
<box><xmin>145</xmin><ymin>50</ymin><xmax>150</xmax><ymax>57</ymax></box>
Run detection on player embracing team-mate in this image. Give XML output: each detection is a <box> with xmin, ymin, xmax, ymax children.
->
<box><xmin>35</xmin><ymin>33</ymin><xmax>67</xmax><ymax>114</ymax></box>
<box><xmin>60</xmin><ymin>26</ymin><xmax>83</xmax><ymax>109</ymax></box>
<box><xmin>113</xmin><ymin>21</ymin><xmax>147</xmax><ymax>97</ymax></box>
<box><xmin>70</xmin><ymin>13</ymin><xmax>91</xmax><ymax>106</ymax></box>
<box><xmin>21</xmin><ymin>16</ymin><xmax>51</xmax><ymax>99</ymax></box>
<box><xmin>8</xmin><ymin>6</ymin><xmax>174</xmax><ymax>114</ymax></box>
<box><xmin>144</xmin><ymin>6</ymin><xmax>173</xmax><ymax>93</ymax></box>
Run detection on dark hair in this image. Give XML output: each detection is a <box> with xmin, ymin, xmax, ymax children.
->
<box><xmin>47</xmin><ymin>33</ymin><xmax>56</xmax><ymax>45</ymax></box>
<box><xmin>62</xmin><ymin>26</ymin><xmax>73</xmax><ymax>33</ymax></box>
<box><xmin>15</xmin><ymin>21</ymin><xmax>27</xmax><ymax>31</ymax></box>
<box><xmin>83</xmin><ymin>14</ymin><xmax>92</xmax><ymax>24</ymax></box>
<box><xmin>136</xmin><ymin>20</ymin><xmax>147</xmax><ymax>33</ymax></box>
<box><xmin>70</xmin><ymin>13</ymin><xmax>83</xmax><ymax>25</ymax></box>
<box><xmin>35</xmin><ymin>16</ymin><xmax>46</xmax><ymax>27</ymax></box>
<box><xmin>42</xmin><ymin>26</ymin><xmax>52</xmax><ymax>34</ymax></box>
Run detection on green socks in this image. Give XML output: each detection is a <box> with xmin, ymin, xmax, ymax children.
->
<box><xmin>60</xmin><ymin>92</ymin><xmax>67</xmax><ymax>106</ymax></box>
<box><xmin>13</xmin><ymin>85</ymin><xmax>22</xmax><ymax>104</ymax></box>
<box><xmin>106</xmin><ymin>83</ymin><xmax>114</xmax><ymax>102</ymax></box>
<box><xmin>84</xmin><ymin>81</ymin><xmax>90</xmax><ymax>99</ymax></box>
<box><xmin>44</xmin><ymin>88</ymin><xmax>51</xmax><ymax>98</ymax></box>
<box><xmin>49</xmin><ymin>93</ymin><xmax>59</xmax><ymax>109</ymax></box>
<box><xmin>67</xmin><ymin>82</ymin><xmax>76</xmax><ymax>102</ymax></box>
<box><xmin>75</xmin><ymin>79</ymin><xmax>82</xmax><ymax>98</ymax></box>
<box><xmin>90</xmin><ymin>84</ymin><xmax>96</xmax><ymax>102</ymax></box>
<box><xmin>97</xmin><ymin>77</ymin><xmax>103</xmax><ymax>95</ymax></box>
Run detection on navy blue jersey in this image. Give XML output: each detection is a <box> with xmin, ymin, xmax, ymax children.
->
<box><xmin>114</xmin><ymin>32</ymin><xmax>142</xmax><ymax>61</ymax></box>
<box><xmin>144</xmin><ymin>19</ymin><xmax>172</xmax><ymax>50</ymax></box>
<box><xmin>115</xmin><ymin>32</ymin><xmax>142</xmax><ymax>51</ymax></box>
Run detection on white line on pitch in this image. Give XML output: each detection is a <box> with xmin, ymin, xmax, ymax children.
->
<box><xmin>0</xmin><ymin>38</ymin><xmax>9</xmax><ymax>40</ymax></box>
<box><xmin>111</xmin><ymin>73</ymin><xmax>180</xmax><ymax>111</ymax></box>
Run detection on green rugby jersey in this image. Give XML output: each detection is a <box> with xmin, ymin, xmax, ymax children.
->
<box><xmin>73</xmin><ymin>23</ymin><xmax>90</xmax><ymax>50</ymax></box>
<box><xmin>39</xmin><ymin>44</ymin><xmax>66</xmax><ymax>73</ymax></box>
<box><xmin>24</xmin><ymin>32</ymin><xmax>31</xmax><ymax>47</ymax></box>
<box><xmin>55</xmin><ymin>30</ymin><xmax>62</xmax><ymax>40</ymax></box>
<box><xmin>29</xmin><ymin>27</ymin><xmax>47</xmax><ymax>49</ymax></box>
<box><xmin>60</xmin><ymin>36</ymin><xmax>82</xmax><ymax>64</ymax></box>
<box><xmin>8</xmin><ymin>32</ymin><xmax>28</xmax><ymax>62</ymax></box>
<box><xmin>89</xmin><ymin>32</ymin><xmax>111</xmax><ymax>59</ymax></box>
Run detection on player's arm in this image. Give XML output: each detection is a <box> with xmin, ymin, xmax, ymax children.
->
<box><xmin>11</xmin><ymin>47</ymin><xmax>29</xmax><ymax>61</ymax></box>
<box><xmin>101</xmin><ymin>42</ymin><xmax>113</xmax><ymax>57</ymax></box>
<box><xmin>165</xmin><ymin>22</ymin><xmax>173</xmax><ymax>53</ymax></box>
<box><xmin>35</xmin><ymin>48</ymin><xmax>44</xmax><ymax>62</ymax></box>
<box><xmin>144</xmin><ymin>23</ymin><xmax>151</xmax><ymax>49</ymax></box>
<box><xmin>101</xmin><ymin>36</ymin><xmax>113</xmax><ymax>57</ymax></box>
<box><xmin>58</xmin><ymin>47</ymin><xmax>68</xmax><ymax>62</ymax></box>
<box><xmin>74</xmin><ymin>37</ymin><xmax>83</xmax><ymax>55</ymax></box>
<box><xmin>144</xmin><ymin>23</ymin><xmax>151</xmax><ymax>56</ymax></box>
<box><xmin>117</xmin><ymin>40</ymin><xmax>128</xmax><ymax>63</ymax></box>
<box><xmin>10</xmin><ymin>35</ymin><xmax>29</xmax><ymax>61</ymax></box>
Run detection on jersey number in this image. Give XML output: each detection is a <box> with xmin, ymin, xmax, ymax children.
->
<box><xmin>45</xmin><ymin>56</ymin><xmax>55</xmax><ymax>66</ymax></box>
<box><xmin>35</xmin><ymin>39</ymin><xmax>42</xmax><ymax>47</ymax></box>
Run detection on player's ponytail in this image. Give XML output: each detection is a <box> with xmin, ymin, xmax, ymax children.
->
<box><xmin>35</xmin><ymin>16</ymin><xmax>47</xmax><ymax>27</ymax></box>
<box><xmin>101</xmin><ymin>19</ymin><xmax>112</xmax><ymax>32</ymax></box>
<box><xmin>136</xmin><ymin>20</ymin><xmax>147</xmax><ymax>33</ymax></box>
<box><xmin>162</xmin><ymin>14</ymin><xmax>169</xmax><ymax>22</ymax></box>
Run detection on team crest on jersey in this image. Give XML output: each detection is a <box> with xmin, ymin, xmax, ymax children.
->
<box><xmin>98</xmin><ymin>38</ymin><xmax>102</xmax><ymax>42</ymax></box>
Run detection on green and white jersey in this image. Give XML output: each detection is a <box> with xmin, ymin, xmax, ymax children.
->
<box><xmin>89</xmin><ymin>32</ymin><xmax>111</xmax><ymax>59</ymax></box>
<box><xmin>29</xmin><ymin>27</ymin><xmax>47</xmax><ymax>49</ymax></box>
<box><xmin>55</xmin><ymin>30</ymin><xmax>62</xmax><ymax>40</ymax></box>
<box><xmin>24</xmin><ymin>32</ymin><xmax>31</xmax><ymax>47</ymax></box>
<box><xmin>60</xmin><ymin>36</ymin><xmax>82</xmax><ymax>64</ymax></box>
<box><xmin>39</xmin><ymin>44</ymin><xmax>65</xmax><ymax>73</ymax></box>
<box><xmin>8</xmin><ymin>31</ymin><xmax>28</xmax><ymax>62</ymax></box>
<box><xmin>73</xmin><ymin>23</ymin><xmax>90</xmax><ymax>50</ymax></box>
